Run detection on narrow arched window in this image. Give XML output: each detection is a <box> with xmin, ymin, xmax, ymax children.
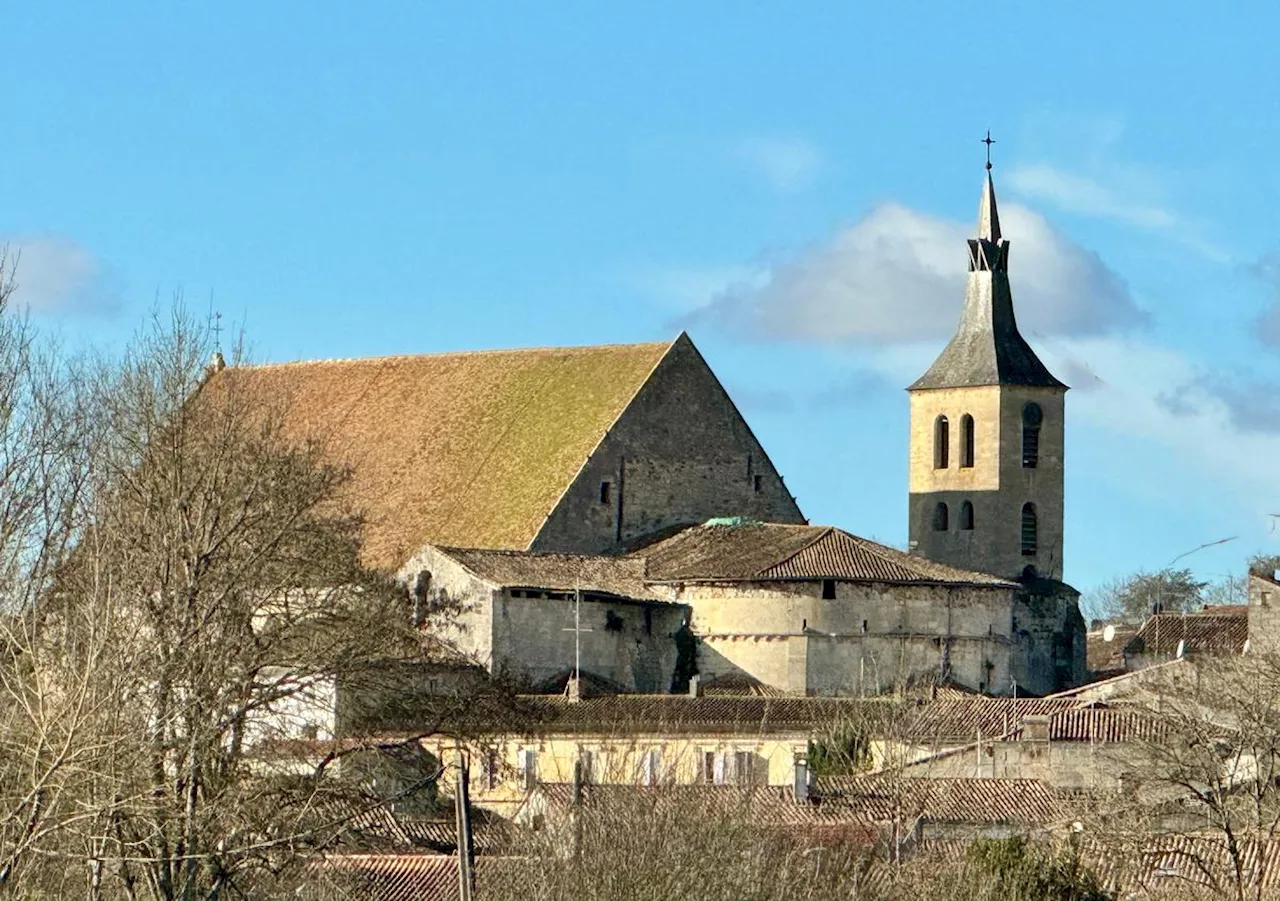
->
<box><xmin>934</xmin><ymin>416</ymin><xmax>950</xmax><ymax>469</ymax></box>
<box><xmin>959</xmin><ymin>414</ymin><xmax>974</xmax><ymax>468</ymax></box>
<box><xmin>1021</xmin><ymin>503</ymin><xmax>1038</xmax><ymax>556</ymax></box>
<box><xmin>932</xmin><ymin>502</ymin><xmax>949</xmax><ymax>531</ymax></box>
<box><xmin>1022</xmin><ymin>403</ymin><xmax>1042</xmax><ymax>469</ymax></box>
<box><xmin>960</xmin><ymin>501</ymin><xmax>974</xmax><ymax>531</ymax></box>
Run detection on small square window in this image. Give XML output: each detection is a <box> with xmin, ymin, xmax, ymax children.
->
<box><xmin>821</xmin><ymin>579</ymin><xmax>836</xmax><ymax>600</ymax></box>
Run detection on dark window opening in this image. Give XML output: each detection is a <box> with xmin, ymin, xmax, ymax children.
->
<box><xmin>600</xmin><ymin>481</ymin><xmax>612</xmax><ymax>505</ymax></box>
<box><xmin>605</xmin><ymin>610</ymin><xmax>625</xmax><ymax>632</ymax></box>
<box><xmin>960</xmin><ymin>501</ymin><xmax>975</xmax><ymax>531</ymax></box>
<box><xmin>934</xmin><ymin>416</ymin><xmax>950</xmax><ymax>469</ymax></box>
<box><xmin>932</xmin><ymin>502</ymin><xmax>949</xmax><ymax>532</ymax></box>
<box><xmin>821</xmin><ymin>579</ymin><xmax>836</xmax><ymax>600</ymax></box>
<box><xmin>1022</xmin><ymin>403</ymin><xmax>1043</xmax><ymax>468</ymax></box>
<box><xmin>1021</xmin><ymin>503</ymin><xmax>1038</xmax><ymax>556</ymax></box>
<box><xmin>959</xmin><ymin>414</ymin><xmax>975</xmax><ymax>468</ymax></box>
<box><xmin>753</xmin><ymin>474</ymin><xmax>763</xmax><ymax>493</ymax></box>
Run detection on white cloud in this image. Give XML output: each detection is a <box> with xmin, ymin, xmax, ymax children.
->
<box><xmin>680</xmin><ymin>201</ymin><xmax>1146</xmax><ymax>345</ymax></box>
<box><xmin>2</xmin><ymin>236</ymin><xmax>120</xmax><ymax>316</ymax></box>
<box><xmin>1006</xmin><ymin>163</ymin><xmax>1176</xmax><ymax>231</ymax></box>
<box><xmin>733</xmin><ymin>137</ymin><xmax>825</xmax><ymax>195</ymax></box>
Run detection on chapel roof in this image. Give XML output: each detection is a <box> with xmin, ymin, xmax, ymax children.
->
<box><xmin>434</xmin><ymin>546</ymin><xmax>664</xmax><ymax>601</ymax></box>
<box><xmin>909</xmin><ymin>170</ymin><xmax>1066</xmax><ymax>391</ymax></box>
<box><xmin>209</xmin><ymin>338</ymin><xmax>675</xmax><ymax>570</ymax></box>
<box><xmin>637</xmin><ymin>520</ymin><xmax>1017</xmax><ymax>587</ymax></box>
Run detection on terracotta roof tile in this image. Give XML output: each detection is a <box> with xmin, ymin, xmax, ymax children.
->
<box><xmin>214</xmin><ymin>340</ymin><xmax>673</xmax><ymax>569</ymax></box>
<box><xmin>1124</xmin><ymin>609</ymin><xmax>1248</xmax><ymax>658</ymax></box>
<box><xmin>639</xmin><ymin>522</ymin><xmax>1016</xmax><ymax>587</ymax></box>
<box><xmin>435</xmin><ymin>547</ymin><xmax>663</xmax><ymax>600</ymax></box>
<box><xmin>815</xmin><ymin>776</ymin><xmax>1067</xmax><ymax>826</ymax></box>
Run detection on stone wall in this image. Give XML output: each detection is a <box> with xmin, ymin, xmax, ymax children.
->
<box><xmin>491</xmin><ymin>592</ymin><xmax>688</xmax><ymax>692</ymax></box>
<box><xmin>397</xmin><ymin>547</ymin><xmax>688</xmax><ymax>693</ymax></box>
<box><xmin>1011</xmin><ymin>581</ymin><xmax>1086</xmax><ymax>695</ymax></box>
<box><xmin>1249</xmin><ymin>572</ymin><xmax>1280</xmax><ymax>653</ymax></box>
<box><xmin>534</xmin><ymin>334</ymin><xmax>805</xmax><ymax>554</ymax></box>
<box><xmin>908</xmin><ymin>385</ymin><xmax>1065</xmax><ymax>581</ymax></box>
<box><xmin>681</xmin><ymin>579</ymin><xmax>1018</xmax><ymax>695</ymax></box>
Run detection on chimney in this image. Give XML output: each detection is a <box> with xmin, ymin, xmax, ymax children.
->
<box><xmin>567</xmin><ymin>676</ymin><xmax>583</xmax><ymax>704</ymax></box>
<box><xmin>793</xmin><ymin>757</ymin><xmax>810</xmax><ymax>803</ymax></box>
<box><xmin>688</xmin><ymin>674</ymin><xmax>701</xmax><ymax>698</ymax></box>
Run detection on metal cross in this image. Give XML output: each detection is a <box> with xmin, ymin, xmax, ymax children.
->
<box><xmin>211</xmin><ymin>310</ymin><xmax>223</xmax><ymax>351</ymax></box>
<box><xmin>982</xmin><ymin>130</ymin><xmax>995</xmax><ymax>171</ymax></box>
<box><xmin>561</xmin><ymin>587</ymin><xmax>594</xmax><ymax>685</ymax></box>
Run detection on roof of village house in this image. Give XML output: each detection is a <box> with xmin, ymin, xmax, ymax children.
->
<box><xmin>509</xmin><ymin>695</ymin><xmax>893</xmax><ymax>736</ymax></box>
<box><xmin>320</xmin><ymin>854</ymin><xmax>523</xmax><ymax>901</ymax></box>
<box><xmin>1086</xmin><ymin>624</ymin><xmax>1139</xmax><ymax>674</ymax></box>
<box><xmin>637</xmin><ymin>520</ymin><xmax>1017</xmax><ymax>587</ymax></box>
<box><xmin>1123</xmin><ymin>607</ymin><xmax>1248</xmax><ymax>658</ymax></box>
<box><xmin>433</xmin><ymin>546</ymin><xmax>664</xmax><ymax>600</ymax></box>
<box><xmin>210</xmin><ymin>338</ymin><xmax>676</xmax><ymax>570</ymax></box>
<box><xmin>815</xmin><ymin>776</ymin><xmax>1069</xmax><ymax>826</ymax></box>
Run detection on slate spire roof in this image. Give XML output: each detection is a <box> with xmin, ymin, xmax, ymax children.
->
<box><xmin>909</xmin><ymin>170</ymin><xmax>1066</xmax><ymax>391</ymax></box>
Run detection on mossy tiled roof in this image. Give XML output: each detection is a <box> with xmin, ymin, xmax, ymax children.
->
<box><xmin>215</xmin><ymin>339</ymin><xmax>674</xmax><ymax>570</ymax></box>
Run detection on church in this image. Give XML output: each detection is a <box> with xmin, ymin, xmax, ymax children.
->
<box><xmin>218</xmin><ymin>165</ymin><xmax>1085</xmax><ymax>699</ymax></box>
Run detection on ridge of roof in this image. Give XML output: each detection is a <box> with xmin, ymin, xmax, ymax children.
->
<box><xmin>242</xmin><ymin>337</ymin><xmax>678</xmax><ymax>372</ymax></box>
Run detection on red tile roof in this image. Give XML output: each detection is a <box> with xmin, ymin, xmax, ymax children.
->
<box><xmin>639</xmin><ymin>522</ymin><xmax>1016</xmax><ymax>587</ymax></box>
<box><xmin>1124</xmin><ymin>609</ymin><xmax>1248</xmax><ymax>658</ymax></box>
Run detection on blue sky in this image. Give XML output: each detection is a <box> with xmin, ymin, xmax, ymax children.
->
<box><xmin>3</xmin><ymin>2</ymin><xmax>1279</xmax><ymax>598</ymax></box>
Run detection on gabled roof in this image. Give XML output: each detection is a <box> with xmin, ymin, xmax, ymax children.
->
<box><xmin>211</xmin><ymin>339</ymin><xmax>674</xmax><ymax>569</ymax></box>
<box><xmin>638</xmin><ymin>521</ymin><xmax>1016</xmax><ymax>587</ymax></box>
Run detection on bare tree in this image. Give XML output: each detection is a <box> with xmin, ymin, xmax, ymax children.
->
<box><xmin>0</xmin><ymin>306</ymin><xmax>473</xmax><ymax>900</ymax></box>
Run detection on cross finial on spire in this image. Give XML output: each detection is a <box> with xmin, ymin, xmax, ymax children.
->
<box><xmin>982</xmin><ymin>130</ymin><xmax>995</xmax><ymax>171</ymax></box>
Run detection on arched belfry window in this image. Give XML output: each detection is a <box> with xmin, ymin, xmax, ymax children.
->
<box><xmin>1020</xmin><ymin>503</ymin><xmax>1038</xmax><ymax>556</ymax></box>
<box><xmin>934</xmin><ymin>416</ymin><xmax>950</xmax><ymax>469</ymax></box>
<box><xmin>932</xmin><ymin>502</ymin><xmax>949</xmax><ymax>532</ymax></box>
<box><xmin>960</xmin><ymin>501</ymin><xmax>974</xmax><ymax>531</ymax></box>
<box><xmin>1022</xmin><ymin>403</ymin><xmax>1043</xmax><ymax>469</ymax></box>
<box><xmin>959</xmin><ymin>414</ymin><xmax>975</xmax><ymax>468</ymax></box>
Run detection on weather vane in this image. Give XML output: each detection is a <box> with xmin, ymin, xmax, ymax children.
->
<box><xmin>982</xmin><ymin>130</ymin><xmax>995</xmax><ymax>171</ymax></box>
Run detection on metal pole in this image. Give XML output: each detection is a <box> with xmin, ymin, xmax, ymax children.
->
<box><xmin>455</xmin><ymin>759</ymin><xmax>475</xmax><ymax>901</ymax></box>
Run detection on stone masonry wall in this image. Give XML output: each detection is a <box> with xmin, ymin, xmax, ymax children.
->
<box><xmin>908</xmin><ymin>385</ymin><xmax>1065</xmax><ymax>581</ymax></box>
<box><xmin>533</xmin><ymin>334</ymin><xmax>805</xmax><ymax>554</ymax></box>
<box><xmin>681</xmin><ymin>579</ymin><xmax>1017</xmax><ymax>695</ymax></box>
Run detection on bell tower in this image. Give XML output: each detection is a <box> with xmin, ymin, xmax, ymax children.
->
<box><xmin>907</xmin><ymin>158</ymin><xmax>1067</xmax><ymax>581</ymax></box>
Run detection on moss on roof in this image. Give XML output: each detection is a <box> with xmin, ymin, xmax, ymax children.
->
<box><xmin>214</xmin><ymin>339</ymin><xmax>674</xmax><ymax>570</ymax></box>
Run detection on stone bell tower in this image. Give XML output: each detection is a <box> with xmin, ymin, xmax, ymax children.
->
<box><xmin>907</xmin><ymin>161</ymin><xmax>1067</xmax><ymax>581</ymax></box>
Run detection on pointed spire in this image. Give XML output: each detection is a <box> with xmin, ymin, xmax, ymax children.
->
<box><xmin>977</xmin><ymin>171</ymin><xmax>1002</xmax><ymax>244</ymax></box>
<box><xmin>908</xmin><ymin>140</ymin><xmax>1065</xmax><ymax>392</ymax></box>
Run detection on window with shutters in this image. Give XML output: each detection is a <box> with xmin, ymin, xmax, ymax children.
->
<box><xmin>1022</xmin><ymin>403</ymin><xmax>1043</xmax><ymax>468</ymax></box>
<box><xmin>1021</xmin><ymin>503</ymin><xmax>1038</xmax><ymax>556</ymax></box>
